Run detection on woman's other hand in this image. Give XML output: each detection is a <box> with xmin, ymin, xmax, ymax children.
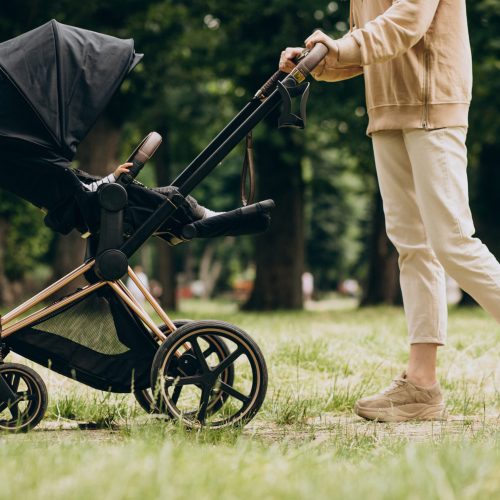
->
<box><xmin>279</xmin><ymin>47</ymin><xmax>304</xmax><ymax>73</ymax></box>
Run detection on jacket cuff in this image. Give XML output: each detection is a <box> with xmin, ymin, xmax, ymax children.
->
<box><xmin>310</xmin><ymin>58</ymin><xmax>327</xmax><ymax>80</ymax></box>
<box><xmin>336</xmin><ymin>36</ymin><xmax>362</xmax><ymax>66</ymax></box>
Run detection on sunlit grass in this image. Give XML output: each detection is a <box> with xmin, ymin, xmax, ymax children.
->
<box><xmin>0</xmin><ymin>298</ymin><xmax>499</xmax><ymax>499</ymax></box>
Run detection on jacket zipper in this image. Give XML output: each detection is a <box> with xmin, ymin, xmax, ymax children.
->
<box><xmin>422</xmin><ymin>48</ymin><xmax>430</xmax><ymax>129</ymax></box>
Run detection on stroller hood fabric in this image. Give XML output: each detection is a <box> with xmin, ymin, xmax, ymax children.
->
<box><xmin>0</xmin><ymin>19</ymin><xmax>141</xmax><ymax>160</ymax></box>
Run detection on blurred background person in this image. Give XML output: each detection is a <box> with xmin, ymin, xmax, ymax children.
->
<box><xmin>126</xmin><ymin>265</ymin><xmax>150</xmax><ymax>307</ymax></box>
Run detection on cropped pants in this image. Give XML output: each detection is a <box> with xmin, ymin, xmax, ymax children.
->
<box><xmin>372</xmin><ymin>127</ymin><xmax>500</xmax><ymax>345</ymax></box>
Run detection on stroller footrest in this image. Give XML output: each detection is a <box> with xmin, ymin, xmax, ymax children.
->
<box><xmin>181</xmin><ymin>199</ymin><xmax>275</xmax><ymax>240</ymax></box>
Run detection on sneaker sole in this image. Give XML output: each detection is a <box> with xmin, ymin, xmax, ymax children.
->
<box><xmin>354</xmin><ymin>402</ymin><xmax>447</xmax><ymax>423</ymax></box>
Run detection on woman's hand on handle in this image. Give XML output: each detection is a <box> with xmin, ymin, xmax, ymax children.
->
<box><xmin>306</xmin><ymin>31</ymin><xmax>340</xmax><ymax>78</ymax></box>
<box><xmin>279</xmin><ymin>31</ymin><xmax>339</xmax><ymax>79</ymax></box>
<box><xmin>305</xmin><ymin>30</ymin><xmax>339</xmax><ymax>61</ymax></box>
<box><xmin>279</xmin><ymin>47</ymin><xmax>304</xmax><ymax>73</ymax></box>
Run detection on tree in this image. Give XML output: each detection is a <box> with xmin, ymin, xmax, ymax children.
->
<box><xmin>0</xmin><ymin>195</ymin><xmax>52</xmax><ymax>306</ymax></box>
<box><xmin>208</xmin><ymin>0</ymin><xmax>355</xmax><ymax>309</ymax></box>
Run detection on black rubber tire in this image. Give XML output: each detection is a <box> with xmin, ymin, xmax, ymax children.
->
<box><xmin>134</xmin><ymin>320</ymin><xmax>234</xmax><ymax>415</ymax></box>
<box><xmin>133</xmin><ymin>384</ymin><xmax>158</xmax><ymax>414</ymax></box>
<box><xmin>150</xmin><ymin>320</ymin><xmax>267</xmax><ymax>429</ymax></box>
<box><xmin>0</xmin><ymin>363</ymin><xmax>48</xmax><ymax>433</ymax></box>
<box><xmin>134</xmin><ymin>320</ymin><xmax>189</xmax><ymax>414</ymax></box>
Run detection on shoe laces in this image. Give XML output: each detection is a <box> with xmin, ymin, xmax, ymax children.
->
<box><xmin>381</xmin><ymin>378</ymin><xmax>405</xmax><ymax>395</ymax></box>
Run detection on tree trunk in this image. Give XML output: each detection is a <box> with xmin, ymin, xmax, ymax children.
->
<box><xmin>458</xmin><ymin>142</ymin><xmax>500</xmax><ymax>308</ymax></box>
<box><xmin>154</xmin><ymin>130</ymin><xmax>177</xmax><ymax>310</ymax></box>
<box><xmin>243</xmin><ymin>127</ymin><xmax>305</xmax><ymax>310</ymax></box>
<box><xmin>51</xmin><ymin>115</ymin><xmax>121</xmax><ymax>292</ymax></box>
<box><xmin>199</xmin><ymin>239</ymin><xmax>233</xmax><ymax>299</ymax></box>
<box><xmin>360</xmin><ymin>191</ymin><xmax>402</xmax><ymax>306</ymax></box>
<box><xmin>0</xmin><ymin>219</ymin><xmax>10</xmax><ymax>307</ymax></box>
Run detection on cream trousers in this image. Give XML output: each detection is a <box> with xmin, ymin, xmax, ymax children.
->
<box><xmin>372</xmin><ymin>127</ymin><xmax>500</xmax><ymax>345</ymax></box>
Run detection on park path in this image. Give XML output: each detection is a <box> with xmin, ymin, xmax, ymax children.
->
<box><xmin>4</xmin><ymin>412</ymin><xmax>495</xmax><ymax>445</ymax></box>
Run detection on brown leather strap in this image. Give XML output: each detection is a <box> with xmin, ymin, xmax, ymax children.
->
<box><xmin>241</xmin><ymin>132</ymin><xmax>255</xmax><ymax>207</ymax></box>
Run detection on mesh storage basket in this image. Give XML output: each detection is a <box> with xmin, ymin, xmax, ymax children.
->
<box><xmin>7</xmin><ymin>286</ymin><xmax>158</xmax><ymax>392</ymax></box>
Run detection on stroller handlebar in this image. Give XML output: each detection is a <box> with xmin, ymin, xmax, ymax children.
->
<box><xmin>118</xmin><ymin>132</ymin><xmax>163</xmax><ymax>185</ymax></box>
<box><xmin>294</xmin><ymin>42</ymin><xmax>329</xmax><ymax>77</ymax></box>
<box><xmin>255</xmin><ymin>42</ymin><xmax>328</xmax><ymax>99</ymax></box>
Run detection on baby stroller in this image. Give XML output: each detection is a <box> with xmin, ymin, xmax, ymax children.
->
<box><xmin>0</xmin><ymin>20</ymin><xmax>326</xmax><ymax>432</ymax></box>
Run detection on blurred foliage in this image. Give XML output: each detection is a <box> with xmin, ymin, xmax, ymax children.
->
<box><xmin>0</xmin><ymin>194</ymin><xmax>51</xmax><ymax>280</ymax></box>
<box><xmin>0</xmin><ymin>0</ymin><xmax>498</xmax><ymax>302</ymax></box>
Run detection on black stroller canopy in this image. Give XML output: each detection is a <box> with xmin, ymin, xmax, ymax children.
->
<box><xmin>0</xmin><ymin>20</ymin><xmax>141</xmax><ymax>159</ymax></box>
<box><xmin>0</xmin><ymin>20</ymin><xmax>275</xmax><ymax>245</ymax></box>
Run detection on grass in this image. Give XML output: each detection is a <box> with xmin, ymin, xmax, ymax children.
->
<box><xmin>0</xmin><ymin>297</ymin><xmax>499</xmax><ymax>499</ymax></box>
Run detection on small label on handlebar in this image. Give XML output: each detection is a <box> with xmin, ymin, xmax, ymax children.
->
<box><xmin>291</xmin><ymin>68</ymin><xmax>306</xmax><ymax>84</ymax></box>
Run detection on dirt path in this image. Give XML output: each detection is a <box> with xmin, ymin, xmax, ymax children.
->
<box><xmin>9</xmin><ymin>413</ymin><xmax>495</xmax><ymax>445</ymax></box>
<box><xmin>245</xmin><ymin>413</ymin><xmax>500</xmax><ymax>444</ymax></box>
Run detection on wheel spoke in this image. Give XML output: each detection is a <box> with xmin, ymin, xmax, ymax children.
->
<box><xmin>171</xmin><ymin>385</ymin><xmax>182</xmax><ymax>405</ymax></box>
<box><xmin>9</xmin><ymin>402</ymin><xmax>20</xmax><ymax>422</ymax></box>
<box><xmin>189</xmin><ymin>337</ymin><xmax>210</xmax><ymax>374</ymax></box>
<box><xmin>219</xmin><ymin>381</ymin><xmax>250</xmax><ymax>403</ymax></box>
<box><xmin>166</xmin><ymin>375</ymin><xmax>204</xmax><ymax>387</ymax></box>
<box><xmin>213</xmin><ymin>347</ymin><xmax>243</xmax><ymax>377</ymax></box>
<box><xmin>10</xmin><ymin>374</ymin><xmax>21</xmax><ymax>392</ymax></box>
<box><xmin>202</xmin><ymin>344</ymin><xmax>216</xmax><ymax>358</ymax></box>
<box><xmin>17</xmin><ymin>392</ymin><xmax>35</xmax><ymax>401</ymax></box>
<box><xmin>197</xmin><ymin>386</ymin><xmax>211</xmax><ymax>424</ymax></box>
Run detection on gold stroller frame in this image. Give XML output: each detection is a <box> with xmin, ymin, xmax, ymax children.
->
<box><xmin>1</xmin><ymin>261</ymin><xmax>176</xmax><ymax>342</ymax></box>
<box><xmin>0</xmin><ymin>257</ymin><xmax>268</xmax><ymax>431</ymax></box>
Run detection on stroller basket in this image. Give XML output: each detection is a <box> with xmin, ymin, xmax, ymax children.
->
<box><xmin>8</xmin><ymin>286</ymin><xmax>157</xmax><ymax>392</ymax></box>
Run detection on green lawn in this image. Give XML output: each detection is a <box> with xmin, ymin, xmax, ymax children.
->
<box><xmin>1</xmin><ymin>299</ymin><xmax>499</xmax><ymax>499</ymax></box>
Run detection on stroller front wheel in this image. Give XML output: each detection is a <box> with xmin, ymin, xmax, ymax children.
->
<box><xmin>150</xmin><ymin>320</ymin><xmax>267</xmax><ymax>428</ymax></box>
<box><xmin>134</xmin><ymin>320</ymin><xmax>234</xmax><ymax>415</ymax></box>
<box><xmin>0</xmin><ymin>363</ymin><xmax>48</xmax><ymax>433</ymax></box>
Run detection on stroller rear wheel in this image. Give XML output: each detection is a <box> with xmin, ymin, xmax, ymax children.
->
<box><xmin>135</xmin><ymin>320</ymin><xmax>234</xmax><ymax>415</ymax></box>
<box><xmin>0</xmin><ymin>363</ymin><xmax>48</xmax><ymax>433</ymax></box>
<box><xmin>150</xmin><ymin>320</ymin><xmax>267</xmax><ymax>428</ymax></box>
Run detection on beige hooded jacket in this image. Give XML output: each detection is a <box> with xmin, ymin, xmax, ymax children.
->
<box><xmin>313</xmin><ymin>0</ymin><xmax>473</xmax><ymax>135</ymax></box>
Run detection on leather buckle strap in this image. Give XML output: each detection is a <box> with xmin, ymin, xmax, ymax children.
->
<box><xmin>241</xmin><ymin>131</ymin><xmax>255</xmax><ymax>207</ymax></box>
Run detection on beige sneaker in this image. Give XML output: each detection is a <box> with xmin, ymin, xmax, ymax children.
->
<box><xmin>354</xmin><ymin>372</ymin><xmax>447</xmax><ymax>422</ymax></box>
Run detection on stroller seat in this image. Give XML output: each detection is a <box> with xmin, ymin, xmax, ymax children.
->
<box><xmin>42</xmin><ymin>141</ymin><xmax>275</xmax><ymax>250</ymax></box>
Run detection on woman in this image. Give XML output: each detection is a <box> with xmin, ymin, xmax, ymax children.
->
<box><xmin>280</xmin><ymin>0</ymin><xmax>500</xmax><ymax>422</ymax></box>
